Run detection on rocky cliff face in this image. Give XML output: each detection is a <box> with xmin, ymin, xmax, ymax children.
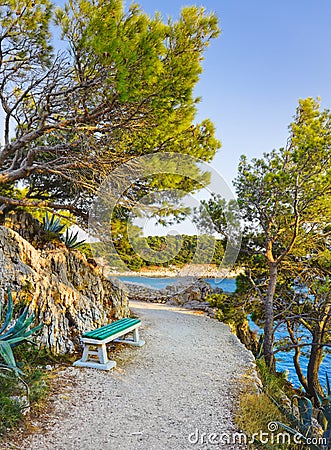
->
<box><xmin>0</xmin><ymin>226</ymin><xmax>129</xmax><ymax>354</ymax></box>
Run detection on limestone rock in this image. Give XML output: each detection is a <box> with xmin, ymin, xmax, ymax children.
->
<box><xmin>0</xmin><ymin>226</ymin><xmax>129</xmax><ymax>354</ymax></box>
<box><xmin>235</xmin><ymin>319</ymin><xmax>259</xmax><ymax>355</ymax></box>
<box><xmin>123</xmin><ymin>277</ymin><xmax>212</xmax><ymax>309</ymax></box>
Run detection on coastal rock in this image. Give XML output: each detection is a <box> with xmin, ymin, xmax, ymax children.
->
<box><xmin>107</xmin><ymin>264</ymin><xmax>242</xmax><ymax>279</ymax></box>
<box><xmin>123</xmin><ymin>283</ymin><xmax>163</xmax><ymax>303</ymax></box>
<box><xmin>123</xmin><ymin>277</ymin><xmax>213</xmax><ymax>311</ymax></box>
<box><xmin>228</xmin><ymin>319</ymin><xmax>259</xmax><ymax>356</ymax></box>
<box><xmin>124</xmin><ymin>278</ymin><xmax>259</xmax><ymax>350</ymax></box>
<box><xmin>0</xmin><ymin>226</ymin><xmax>129</xmax><ymax>354</ymax></box>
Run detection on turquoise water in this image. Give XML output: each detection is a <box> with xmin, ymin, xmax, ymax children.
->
<box><xmin>114</xmin><ymin>276</ymin><xmax>236</xmax><ymax>292</ymax></box>
<box><xmin>114</xmin><ymin>276</ymin><xmax>330</xmax><ymax>389</ymax></box>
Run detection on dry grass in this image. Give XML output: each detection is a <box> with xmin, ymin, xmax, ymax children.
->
<box><xmin>237</xmin><ymin>392</ymin><xmax>284</xmax><ymax>432</ymax></box>
<box><xmin>237</xmin><ymin>390</ymin><xmax>297</xmax><ymax>449</ymax></box>
<box><xmin>234</xmin><ymin>361</ymin><xmax>300</xmax><ymax>450</ymax></box>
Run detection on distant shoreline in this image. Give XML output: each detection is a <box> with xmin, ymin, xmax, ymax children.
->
<box><xmin>105</xmin><ymin>265</ymin><xmax>242</xmax><ymax>279</ymax></box>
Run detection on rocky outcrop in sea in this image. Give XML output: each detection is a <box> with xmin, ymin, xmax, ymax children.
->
<box><xmin>123</xmin><ymin>277</ymin><xmax>216</xmax><ymax>315</ymax></box>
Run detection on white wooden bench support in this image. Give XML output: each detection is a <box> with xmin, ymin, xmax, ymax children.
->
<box><xmin>73</xmin><ymin>319</ymin><xmax>145</xmax><ymax>371</ymax></box>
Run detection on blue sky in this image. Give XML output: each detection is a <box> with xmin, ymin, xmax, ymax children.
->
<box><xmin>137</xmin><ymin>0</ymin><xmax>331</xmax><ymax>186</ymax></box>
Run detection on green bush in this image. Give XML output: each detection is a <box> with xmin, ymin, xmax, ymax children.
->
<box><xmin>42</xmin><ymin>212</ymin><xmax>65</xmax><ymax>234</ymax></box>
<box><xmin>0</xmin><ymin>388</ymin><xmax>23</xmax><ymax>434</ymax></box>
<box><xmin>60</xmin><ymin>229</ymin><xmax>85</xmax><ymax>249</ymax></box>
<box><xmin>0</xmin><ymin>344</ymin><xmax>50</xmax><ymax>435</ymax></box>
<box><xmin>0</xmin><ymin>288</ymin><xmax>48</xmax><ymax>435</ymax></box>
<box><xmin>207</xmin><ymin>293</ymin><xmax>246</xmax><ymax>326</ymax></box>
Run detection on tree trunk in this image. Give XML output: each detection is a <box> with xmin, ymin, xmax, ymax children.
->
<box><xmin>287</xmin><ymin>321</ymin><xmax>309</xmax><ymax>392</ymax></box>
<box><xmin>264</xmin><ymin>262</ymin><xmax>277</xmax><ymax>370</ymax></box>
<box><xmin>307</xmin><ymin>328</ymin><xmax>324</xmax><ymax>404</ymax></box>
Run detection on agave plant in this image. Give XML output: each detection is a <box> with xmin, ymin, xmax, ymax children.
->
<box><xmin>316</xmin><ymin>374</ymin><xmax>331</xmax><ymax>449</ymax></box>
<box><xmin>272</xmin><ymin>395</ymin><xmax>315</xmax><ymax>440</ymax></box>
<box><xmin>271</xmin><ymin>376</ymin><xmax>331</xmax><ymax>449</ymax></box>
<box><xmin>60</xmin><ymin>229</ymin><xmax>85</xmax><ymax>249</ymax></box>
<box><xmin>0</xmin><ymin>288</ymin><xmax>43</xmax><ymax>376</ymax></box>
<box><xmin>42</xmin><ymin>212</ymin><xmax>65</xmax><ymax>234</ymax></box>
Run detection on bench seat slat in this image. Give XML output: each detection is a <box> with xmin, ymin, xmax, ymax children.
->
<box><xmin>89</xmin><ymin>324</ymin><xmax>136</xmax><ymax>340</ymax></box>
<box><xmin>82</xmin><ymin>318</ymin><xmax>137</xmax><ymax>338</ymax></box>
<box><xmin>85</xmin><ymin>319</ymin><xmax>140</xmax><ymax>340</ymax></box>
<box><xmin>82</xmin><ymin>318</ymin><xmax>140</xmax><ymax>340</ymax></box>
<box><xmin>83</xmin><ymin>318</ymin><xmax>134</xmax><ymax>339</ymax></box>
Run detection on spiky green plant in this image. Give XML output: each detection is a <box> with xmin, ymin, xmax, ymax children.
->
<box><xmin>272</xmin><ymin>395</ymin><xmax>316</xmax><ymax>444</ymax></box>
<box><xmin>42</xmin><ymin>212</ymin><xmax>65</xmax><ymax>234</ymax></box>
<box><xmin>271</xmin><ymin>376</ymin><xmax>331</xmax><ymax>449</ymax></box>
<box><xmin>60</xmin><ymin>229</ymin><xmax>85</xmax><ymax>249</ymax></box>
<box><xmin>0</xmin><ymin>288</ymin><xmax>43</xmax><ymax>376</ymax></box>
<box><xmin>316</xmin><ymin>374</ymin><xmax>331</xmax><ymax>449</ymax></box>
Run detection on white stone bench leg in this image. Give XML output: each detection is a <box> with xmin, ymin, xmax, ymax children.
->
<box><xmin>113</xmin><ymin>326</ymin><xmax>145</xmax><ymax>347</ymax></box>
<box><xmin>81</xmin><ymin>344</ymin><xmax>90</xmax><ymax>362</ymax></box>
<box><xmin>98</xmin><ymin>344</ymin><xmax>108</xmax><ymax>365</ymax></box>
<box><xmin>73</xmin><ymin>342</ymin><xmax>116</xmax><ymax>371</ymax></box>
<box><xmin>133</xmin><ymin>328</ymin><xmax>145</xmax><ymax>346</ymax></box>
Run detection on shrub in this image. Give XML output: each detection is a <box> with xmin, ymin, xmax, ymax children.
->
<box><xmin>0</xmin><ymin>344</ymin><xmax>50</xmax><ymax>435</ymax></box>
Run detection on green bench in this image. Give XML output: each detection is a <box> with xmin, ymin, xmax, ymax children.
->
<box><xmin>73</xmin><ymin>317</ymin><xmax>145</xmax><ymax>370</ymax></box>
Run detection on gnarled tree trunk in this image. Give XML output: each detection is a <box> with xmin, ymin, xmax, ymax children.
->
<box><xmin>264</xmin><ymin>261</ymin><xmax>277</xmax><ymax>370</ymax></box>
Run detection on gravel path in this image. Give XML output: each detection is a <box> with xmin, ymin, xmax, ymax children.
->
<box><xmin>17</xmin><ymin>301</ymin><xmax>255</xmax><ymax>450</ymax></box>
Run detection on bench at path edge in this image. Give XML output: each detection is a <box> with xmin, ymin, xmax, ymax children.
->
<box><xmin>73</xmin><ymin>317</ymin><xmax>145</xmax><ymax>370</ymax></box>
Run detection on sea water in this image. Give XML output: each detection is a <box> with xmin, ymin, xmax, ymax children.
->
<box><xmin>114</xmin><ymin>276</ymin><xmax>330</xmax><ymax>389</ymax></box>
<box><xmin>114</xmin><ymin>276</ymin><xmax>236</xmax><ymax>292</ymax></box>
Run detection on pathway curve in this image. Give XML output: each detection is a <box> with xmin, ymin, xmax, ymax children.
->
<box><xmin>18</xmin><ymin>301</ymin><xmax>255</xmax><ymax>450</ymax></box>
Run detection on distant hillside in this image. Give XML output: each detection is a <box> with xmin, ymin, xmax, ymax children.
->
<box><xmin>88</xmin><ymin>234</ymin><xmax>226</xmax><ymax>272</ymax></box>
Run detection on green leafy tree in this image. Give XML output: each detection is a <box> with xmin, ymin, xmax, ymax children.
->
<box><xmin>194</xmin><ymin>99</ymin><xmax>331</xmax><ymax>397</ymax></box>
<box><xmin>234</xmin><ymin>98</ymin><xmax>331</xmax><ymax>369</ymax></box>
<box><xmin>0</xmin><ymin>0</ymin><xmax>220</xmax><ymax>222</ymax></box>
